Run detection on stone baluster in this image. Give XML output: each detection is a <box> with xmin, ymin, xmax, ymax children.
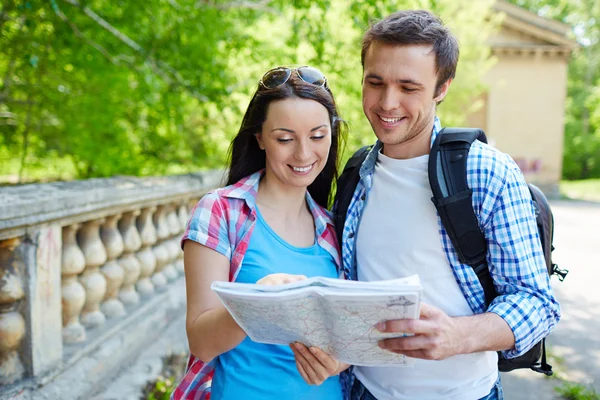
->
<box><xmin>175</xmin><ymin>202</ymin><xmax>189</xmax><ymax>274</ymax></box>
<box><xmin>165</xmin><ymin>205</ymin><xmax>182</xmax><ymax>279</ymax></box>
<box><xmin>151</xmin><ymin>206</ymin><xmax>170</xmax><ymax>289</ymax></box>
<box><xmin>187</xmin><ymin>198</ymin><xmax>199</xmax><ymax>218</ymax></box>
<box><xmin>0</xmin><ymin>238</ymin><xmax>26</xmax><ymax>385</ymax></box>
<box><xmin>61</xmin><ymin>224</ymin><xmax>87</xmax><ymax>343</ymax></box>
<box><xmin>77</xmin><ymin>219</ymin><xmax>108</xmax><ymax>328</ymax></box>
<box><xmin>135</xmin><ymin>207</ymin><xmax>157</xmax><ymax>296</ymax></box>
<box><xmin>118</xmin><ymin>211</ymin><xmax>142</xmax><ymax>305</ymax></box>
<box><xmin>184</xmin><ymin>198</ymin><xmax>199</xmax><ymax>269</ymax></box>
<box><xmin>179</xmin><ymin>201</ymin><xmax>189</xmax><ymax>231</ymax></box>
<box><xmin>100</xmin><ymin>215</ymin><xmax>126</xmax><ymax>317</ymax></box>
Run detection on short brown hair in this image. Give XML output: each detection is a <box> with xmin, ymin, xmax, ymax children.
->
<box><xmin>361</xmin><ymin>10</ymin><xmax>459</xmax><ymax>96</ymax></box>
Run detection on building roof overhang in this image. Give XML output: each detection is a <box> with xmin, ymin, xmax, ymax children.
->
<box><xmin>491</xmin><ymin>0</ymin><xmax>578</xmax><ymax>57</ymax></box>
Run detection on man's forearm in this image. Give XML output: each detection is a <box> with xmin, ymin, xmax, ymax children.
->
<box><xmin>455</xmin><ymin>312</ymin><xmax>515</xmax><ymax>354</ymax></box>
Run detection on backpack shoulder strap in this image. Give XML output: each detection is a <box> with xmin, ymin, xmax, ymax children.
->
<box><xmin>333</xmin><ymin>145</ymin><xmax>371</xmax><ymax>251</ymax></box>
<box><xmin>428</xmin><ymin>128</ymin><xmax>496</xmax><ymax>305</ymax></box>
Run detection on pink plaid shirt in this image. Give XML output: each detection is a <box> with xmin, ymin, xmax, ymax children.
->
<box><xmin>172</xmin><ymin>170</ymin><xmax>342</xmax><ymax>400</ymax></box>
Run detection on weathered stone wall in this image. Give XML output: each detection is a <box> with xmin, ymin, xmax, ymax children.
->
<box><xmin>0</xmin><ymin>171</ymin><xmax>223</xmax><ymax>398</ymax></box>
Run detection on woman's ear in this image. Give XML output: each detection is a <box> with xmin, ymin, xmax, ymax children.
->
<box><xmin>255</xmin><ymin>133</ymin><xmax>265</xmax><ymax>150</ymax></box>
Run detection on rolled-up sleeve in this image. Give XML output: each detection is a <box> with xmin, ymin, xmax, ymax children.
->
<box><xmin>181</xmin><ymin>192</ymin><xmax>232</xmax><ymax>260</ymax></box>
<box><xmin>483</xmin><ymin>159</ymin><xmax>561</xmax><ymax>358</ymax></box>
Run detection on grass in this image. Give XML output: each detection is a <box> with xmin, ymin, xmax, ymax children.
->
<box><xmin>142</xmin><ymin>352</ymin><xmax>188</xmax><ymax>400</ymax></box>
<box><xmin>556</xmin><ymin>382</ymin><xmax>600</xmax><ymax>400</ymax></box>
<box><xmin>561</xmin><ymin>179</ymin><xmax>600</xmax><ymax>202</ymax></box>
<box><xmin>543</xmin><ymin>348</ymin><xmax>600</xmax><ymax>400</ymax></box>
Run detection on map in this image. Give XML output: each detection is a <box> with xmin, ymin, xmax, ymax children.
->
<box><xmin>212</xmin><ymin>276</ymin><xmax>422</xmax><ymax>366</ymax></box>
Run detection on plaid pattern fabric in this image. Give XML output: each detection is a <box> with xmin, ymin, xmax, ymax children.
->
<box><xmin>339</xmin><ymin>117</ymin><xmax>560</xmax><ymax>360</ymax></box>
<box><xmin>172</xmin><ymin>170</ymin><xmax>343</xmax><ymax>400</ymax></box>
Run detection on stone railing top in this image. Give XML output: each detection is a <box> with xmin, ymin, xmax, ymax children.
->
<box><xmin>0</xmin><ymin>170</ymin><xmax>224</xmax><ymax>240</ymax></box>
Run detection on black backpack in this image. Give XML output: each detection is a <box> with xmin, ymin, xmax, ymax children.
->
<box><xmin>333</xmin><ymin>128</ymin><xmax>568</xmax><ymax>375</ymax></box>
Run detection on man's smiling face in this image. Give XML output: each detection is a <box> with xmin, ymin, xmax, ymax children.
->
<box><xmin>362</xmin><ymin>41</ymin><xmax>450</xmax><ymax>159</ymax></box>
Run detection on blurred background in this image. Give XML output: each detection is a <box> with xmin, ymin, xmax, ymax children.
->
<box><xmin>1</xmin><ymin>0</ymin><xmax>598</xmax><ymax>199</ymax></box>
<box><xmin>1</xmin><ymin>1</ymin><xmax>600</xmax><ymax>399</ymax></box>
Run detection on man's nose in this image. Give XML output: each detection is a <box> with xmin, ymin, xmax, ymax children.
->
<box><xmin>379</xmin><ymin>87</ymin><xmax>400</xmax><ymax>111</ymax></box>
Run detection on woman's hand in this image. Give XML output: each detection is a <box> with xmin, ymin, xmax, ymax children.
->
<box><xmin>256</xmin><ymin>273</ymin><xmax>307</xmax><ymax>286</ymax></box>
<box><xmin>290</xmin><ymin>343</ymin><xmax>350</xmax><ymax>385</ymax></box>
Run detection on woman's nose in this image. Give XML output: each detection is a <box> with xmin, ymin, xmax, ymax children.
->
<box><xmin>294</xmin><ymin>141</ymin><xmax>311</xmax><ymax>161</ymax></box>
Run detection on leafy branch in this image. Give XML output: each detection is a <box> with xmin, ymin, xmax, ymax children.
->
<box><xmin>197</xmin><ymin>0</ymin><xmax>277</xmax><ymax>12</ymax></box>
<box><xmin>56</xmin><ymin>0</ymin><xmax>208</xmax><ymax>101</ymax></box>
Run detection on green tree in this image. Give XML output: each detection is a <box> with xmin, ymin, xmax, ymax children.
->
<box><xmin>0</xmin><ymin>0</ymin><xmax>498</xmax><ymax>182</ymax></box>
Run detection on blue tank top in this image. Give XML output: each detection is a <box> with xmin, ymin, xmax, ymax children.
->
<box><xmin>212</xmin><ymin>206</ymin><xmax>343</xmax><ymax>400</ymax></box>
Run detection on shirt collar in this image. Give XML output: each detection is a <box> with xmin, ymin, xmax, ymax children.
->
<box><xmin>360</xmin><ymin>116</ymin><xmax>441</xmax><ymax>178</ymax></box>
<box><xmin>221</xmin><ymin>169</ymin><xmax>334</xmax><ymax>229</ymax></box>
<box><xmin>430</xmin><ymin>116</ymin><xmax>442</xmax><ymax>147</ymax></box>
<box><xmin>220</xmin><ymin>170</ymin><xmax>261</xmax><ymax>208</ymax></box>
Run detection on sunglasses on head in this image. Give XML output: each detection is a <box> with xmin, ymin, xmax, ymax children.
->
<box><xmin>259</xmin><ymin>66</ymin><xmax>328</xmax><ymax>90</ymax></box>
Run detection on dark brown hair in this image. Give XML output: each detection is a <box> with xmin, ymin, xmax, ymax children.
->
<box><xmin>226</xmin><ymin>73</ymin><xmax>346</xmax><ymax>208</ymax></box>
<box><xmin>361</xmin><ymin>10</ymin><xmax>459</xmax><ymax>97</ymax></box>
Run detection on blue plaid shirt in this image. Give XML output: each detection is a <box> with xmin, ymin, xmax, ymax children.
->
<box><xmin>339</xmin><ymin>117</ymin><xmax>561</xmax><ymax>358</ymax></box>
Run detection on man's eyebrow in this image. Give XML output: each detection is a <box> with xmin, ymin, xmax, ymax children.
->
<box><xmin>364</xmin><ymin>74</ymin><xmax>424</xmax><ymax>87</ymax></box>
<box><xmin>365</xmin><ymin>73</ymin><xmax>383</xmax><ymax>80</ymax></box>
<box><xmin>397</xmin><ymin>79</ymin><xmax>423</xmax><ymax>87</ymax></box>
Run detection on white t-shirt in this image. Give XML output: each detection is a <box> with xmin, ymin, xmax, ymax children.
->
<box><xmin>353</xmin><ymin>151</ymin><xmax>497</xmax><ymax>400</ymax></box>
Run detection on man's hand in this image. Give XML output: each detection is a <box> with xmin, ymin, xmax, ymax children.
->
<box><xmin>256</xmin><ymin>273</ymin><xmax>307</xmax><ymax>286</ymax></box>
<box><xmin>376</xmin><ymin>302</ymin><xmax>465</xmax><ymax>360</ymax></box>
<box><xmin>377</xmin><ymin>302</ymin><xmax>515</xmax><ymax>359</ymax></box>
<box><xmin>290</xmin><ymin>343</ymin><xmax>349</xmax><ymax>385</ymax></box>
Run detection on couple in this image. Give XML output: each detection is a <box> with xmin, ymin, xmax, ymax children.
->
<box><xmin>172</xmin><ymin>10</ymin><xmax>560</xmax><ymax>400</ymax></box>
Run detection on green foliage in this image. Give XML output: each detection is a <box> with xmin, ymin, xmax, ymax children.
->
<box><xmin>0</xmin><ymin>0</ymin><xmax>497</xmax><ymax>182</ymax></box>
<box><xmin>561</xmin><ymin>178</ymin><xmax>600</xmax><ymax>201</ymax></box>
<box><xmin>507</xmin><ymin>0</ymin><xmax>600</xmax><ymax>180</ymax></box>
<box><xmin>145</xmin><ymin>375</ymin><xmax>175</xmax><ymax>400</ymax></box>
<box><xmin>542</xmin><ymin>343</ymin><xmax>600</xmax><ymax>400</ymax></box>
<box><xmin>142</xmin><ymin>352</ymin><xmax>188</xmax><ymax>400</ymax></box>
<box><xmin>555</xmin><ymin>382</ymin><xmax>600</xmax><ymax>400</ymax></box>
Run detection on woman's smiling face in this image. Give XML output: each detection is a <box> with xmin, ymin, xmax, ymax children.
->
<box><xmin>256</xmin><ymin>97</ymin><xmax>332</xmax><ymax>190</ymax></box>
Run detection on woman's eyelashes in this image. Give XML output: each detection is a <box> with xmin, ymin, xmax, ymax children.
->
<box><xmin>275</xmin><ymin>132</ymin><xmax>328</xmax><ymax>143</ymax></box>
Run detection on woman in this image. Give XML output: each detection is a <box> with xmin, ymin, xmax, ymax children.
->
<box><xmin>171</xmin><ymin>66</ymin><xmax>350</xmax><ymax>400</ymax></box>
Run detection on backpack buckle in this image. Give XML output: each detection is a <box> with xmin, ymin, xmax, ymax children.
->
<box><xmin>530</xmin><ymin>363</ymin><xmax>553</xmax><ymax>376</ymax></box>
<box><xmin>553</xmin><ymin>264</ymin><xmax>569</xmax><ymax>282</ymax></box>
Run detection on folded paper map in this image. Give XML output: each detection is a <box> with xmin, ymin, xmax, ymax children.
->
<box><xmin>212</xmin><ymin>275</ymin><xmax>422</xmax><ymax>366</ymax></box>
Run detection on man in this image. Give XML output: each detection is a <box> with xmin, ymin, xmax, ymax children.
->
<box><xmin>339</xmin><ymin>10</ymin><xmax>561</xmax><ymax>400</ymax></box>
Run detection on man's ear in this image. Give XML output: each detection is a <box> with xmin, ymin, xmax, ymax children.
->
<box><xmin>434</xmin><ymin>78</ymin><xmax>452</xmax><ymax>103</ymax></box>
<box><xmin>255</xmin><ymin>133</ymin><xmax>265</xmax><ymax>150</ymax></box>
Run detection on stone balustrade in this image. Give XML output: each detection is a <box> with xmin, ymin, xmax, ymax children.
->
<box><xmin>0</xmin><ymin>171</ymin><xmax>222</xmax><ymax>397</ymax></box>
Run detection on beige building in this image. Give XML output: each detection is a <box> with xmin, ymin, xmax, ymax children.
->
<box><xmin>466</xmin><ymin>0</ymin><xmax>578</xmax><ymax>195</ymax></box>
